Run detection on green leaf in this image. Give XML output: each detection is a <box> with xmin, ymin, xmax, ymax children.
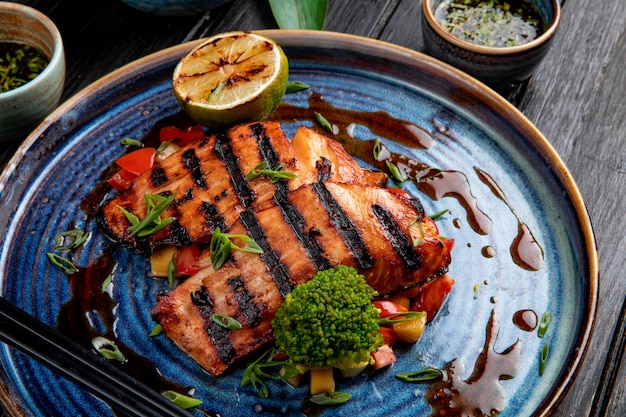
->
<box><xmin>268</xmin><ymin>0</ymin><xmax>328</xmax><ymax>30</ymax></box>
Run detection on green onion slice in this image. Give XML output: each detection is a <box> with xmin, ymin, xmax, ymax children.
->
<box><xmin>286</xmin><ymin>81</ymin><xmax>310</xmax><ymax>93</ymax></box>
<box><xmin>120</xmin><ymin>138</ymin><xmax>142</xmax><ymax>147</ymax></box>
<box><xmin>396</xmin><ymin>367</ymin><xmax>443</xmax><ymax>383</ymax></box>
<box><xmin>161</xmin><ymin>390</ymin><xmax>202</xmax><ymax>409</ymax></box>
<box><xmin>386</xmin><ymin>160</ymin><xmax>405</xmax><ymax>182</ymax></box>
<box><xmin>377</xmin><ymin>311</ymin><xmax>425</xmax><ymax>325</ymax></box>
<box><xmin>315</xmin><ymin>111</ymin><xmax>333</xmax><ymax>132</ymax></box>
<box><xmin>91</xmin><ymin>336</ymin><xmax>126</xmax><ymax>362</ymax></box>
<box><xmin>409</xmin><ymin>215</ymin><xmax>426</xmax><ymax>247</ymax></box>
<box><xmin>210</xmin><ymin>227</ymin><xmax>263</xmax><ymax>270</ymax></box>
<box><xmin>429</xmin><ymin>209</ymin><xmax>449</xmax><ymax>220</ymax></box>
<box><xmin>208</xmin><ymin>79</ymin><xmax>227</xmax><ymax>102</ymax></box>
<box><xmin>120</xmin><ymin>193</ymin><xmax>176</xmax><ymax>237</ymax></box>
<box><xmin>245</xmin><ymin>160</ymin><xmax>298</xmax><ymax>183</ymax></box>
<box><xmin>310</xmin><ymin>391</ymin><xmax>352</xmax><ymax>405</ymax></box>
<box><xmin>149</xmin><ymin>323</ymin><xmax>163</xmax><ymax>337</ymax></box>
<box><xmin>372</xmin><ymin>138</ymin><xmax>382</xmax><ymax>161</ymax></box>
<box><xmin>54</xmin><ymin>229</ymin><xmax>90</xmax><ymax>251</ymax></box>
<box><xmin>167</xmin><ymin>253</ymin><xmax>176</xmax><ymax>290</ymax></box>
<box><xmin>211</xmin><ymin>313</ymin><xmax>243</xmax><ymax>330</ymax></box>
<box><xmin>537</xmin><ymin>312</ymin><xmax>550</xmax><ymax>338</ymax></box>
<box><xmin>47</xmin><ymin>253</ymin><xmax>78</xmax><ymax>274</ymax></box>
<box><xmin>101</xmin><ymin>274</ymin><xmax>113</xmax><ymax>293</ymax></box>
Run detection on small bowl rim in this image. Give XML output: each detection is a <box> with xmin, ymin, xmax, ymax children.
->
<box><xmin>0</xmin><ymin>1</ymin><xmax>64</xmax><ymax>99</ymax></box>
<box><xmin>422</xmin><ymin>0</ymin><xmax>562</xmax><ymax>56</ymax></box>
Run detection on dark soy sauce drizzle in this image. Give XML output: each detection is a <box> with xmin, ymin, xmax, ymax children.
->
<box><xmin>427</xmin><ymin>310</ymin><xmax>521</xmax><ymax>416</ymax></box>
<box><xmin>513</xmin><ymin>309</ymin><xmax>538</xmax><ymax>332</ymax></box>
<box><xmin>474</xmin><ymin>167</ymin><xmax>544</xmax><ymax>271</ymax></box>
<box><xmin>55</xmin><ymin>250</ymin><xmax>218</xmax><ymax>416</ymax></box>
<box><xmin>69</xmin><ymin>91</ymin><xmax>541</xmax><ymax>415</ymax></box>
<box><xmin>273</xmin><ymin>93</ymin><xmax>493</xmax><ymax>236</ymax></box>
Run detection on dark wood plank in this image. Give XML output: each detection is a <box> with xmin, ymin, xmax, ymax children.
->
<box><xmin>519</xmin><ymin>0</ymin><xmax>626</xmax><ymax>414</ymax></box>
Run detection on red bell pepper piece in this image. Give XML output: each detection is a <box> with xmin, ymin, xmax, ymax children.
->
<box><xmin>159</xmin><ymin>125</ymin><xmax>204</xmax><ymax>146</ymax></box>
<box><xmin>115</xmin><ymin>147</ymin><xmax>156</xmax><ymax>175</ymax></box>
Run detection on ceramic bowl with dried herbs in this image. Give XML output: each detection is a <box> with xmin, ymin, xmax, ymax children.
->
<box><xmin>421</xmin><ymin>0</ymin><xmax>561</xmax><ymax>92</ymax></box>
<box><xmin>0</xmin><ymin>2</ymin><xmax>65</xmax><ymax>142</ymax></box>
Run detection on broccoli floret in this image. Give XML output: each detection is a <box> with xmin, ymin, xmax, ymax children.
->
<box><xmin>272</xmin><ymin>265</ymin><xmax>383</xmax><ymax>370</ymax></box>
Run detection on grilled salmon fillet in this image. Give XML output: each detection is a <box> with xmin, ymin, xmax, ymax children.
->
<box><xmin>152</xmin><ymin>182</ymin><xmax>451</xmax><ymax>376</ymax></box>
<box><xmin>98</xmin><ymin>121</ymin><xmax>452</xmax><ymax>376</ymax></box>
<box><xmin>97</xmin><ymin>122</ymin><xmax>386</xmax><ymax>256</ymax></box>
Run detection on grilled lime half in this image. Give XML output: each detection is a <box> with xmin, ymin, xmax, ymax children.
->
<box><xmin>172</xmin><ymin>31</ymin><xmax>289</xmax><ymax>129</ymax></box>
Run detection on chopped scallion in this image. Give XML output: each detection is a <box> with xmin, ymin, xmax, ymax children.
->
<box><xmin>310</xmin><ymin>391</ymin><xmax>352</xmax><ymax>405</ymax></box>
<box><xmin>537</xmin><ymin>311</ymin><xmax>550</xmax><ymax>338</ymax></box>
<box><xmin>315</xmin><ymin>111</ymin><xmax>333</xmax><ymax>132</ymax></box>
<box><xmin>91</xmin><ymin>336</ymin><xmax>126</xmax><ymax>362</ymax></box>
<box><xmin>161</xmin><ymin>390</ymin><xmax>202</xmax><ymax>409</ymax></box>
<box><xmin>396</xmin><ymin>367</ymin><xmax>443</xmax><ymax>383</ymax></box>
<box><xmin>211</xmin><ymin>313</ymin><xmax>243</xmax><ymax>330</ymax></box>
<box><xmin>47</xmin><ymin>253</ymin><xmax>78</xmax><ymax>274</ymax></box>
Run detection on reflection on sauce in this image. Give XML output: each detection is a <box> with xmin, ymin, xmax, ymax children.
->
<box><xmin>513</xmin><ymin>309</ymin><xmax>538</xmax><ymax>332</ymax></box>
<box><xmin>427</xmin><ymin>310</ymin><xmax>521</xmax><ymax>416</ymax></box>
<box><xmin>474</xmin><ymin>167</ymin><xmax>544</xmax><ymax>271</ymax></box>
<box><xmin>481</xmin><ymin>245</ymin><xmax>496</xmax><ymax>258</ymax></box>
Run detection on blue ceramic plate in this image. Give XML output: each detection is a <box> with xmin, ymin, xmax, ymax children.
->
<box><xmin>0</xmin><ymin>31</ymin><xmax>597</xmax><ymax>417</ymax></box>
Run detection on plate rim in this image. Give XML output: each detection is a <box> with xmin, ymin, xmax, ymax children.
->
<box><xmin>0</xmin><ymin>29</ymin><xmax>598</xmax><ymax>417</ymax></box>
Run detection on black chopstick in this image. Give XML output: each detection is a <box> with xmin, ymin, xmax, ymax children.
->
<box><xmin>0</xmin><ymin>297</ymin><xmax>195</xmax><ymax>417</ymax></box>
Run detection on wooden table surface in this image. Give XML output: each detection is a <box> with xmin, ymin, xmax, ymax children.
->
<box><xmin>2</xmin><ymin>1</ymin><xmax>624</xmax><ymax>416</ymax></box>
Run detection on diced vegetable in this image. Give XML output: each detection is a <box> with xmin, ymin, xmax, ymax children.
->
<box><xmin>371</xmin><ymin>344</ymin><xmax>396</xmax><ymax>370</ymax></box>
<box><xmin>115</xmin><ymin>147</ymin><xmax>156</xmax><ymax>175</ymax></box>
<box><xmin>378</xmin><ymin>326</ymin><xmax>397</xmax><ymax>346</ymax></box>
<box><xmin>150</xmin><ymin>246</ymin><xmax>177</xmax><ymax>277</ymax></box>
<box><xmin>176</xmin><ymin>244</ymin><xmax>201</xmax><ymax>276</ymax></box>
<box><xmin>441</xmin><ymin>237</ymin><xmax>455</xmax><ymax>252</ymax></box>
<box><xmin>159</xmin><ymin>125</ymin><xmax>204</xmax><ymax>146</ymax></box>
<box><xmin>310</xmin><ymin>368</ymin><xmax>335</xmax><ymax>395</ymax></box>
<box><xmin>107</xmin><ymin>168</ymin><xmax>136</xmax><ymax>191</ymax></box>
<box><xmin>392</xmin><ymin>314</ymin><xmax>427</xmax><ymax>344</ymax></box>
<box><xmin>410</xmin><ymin>274</ymin><xmax>455</xmax><ymax>321</ymax></box>
<box><xmin>372</xmin><ymin>300</ymin><xmax>408</xmax><ymax>318</ymax></box>
<box><xmin>388</xmin><ymin>293</ymin><xmax>411</xmax><ymax>310</ymax></box>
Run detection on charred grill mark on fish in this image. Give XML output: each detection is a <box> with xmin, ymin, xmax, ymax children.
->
<box><xmin>372</xmin><ymin>204</ymin><xmax>422</xmax><ymax>270</ymax></box>
<box><xmin>190</xmin><ymin>286</ymin><xmax>236</xmax><ymax>365</ymax></box>
<box><xmin>214</xmin><ymin>131</ymin><xmax>255</xmax><ymax>208</ymax></box>
<box><xmin>200</xmin><ymin>201</ymin><xmax>227</xmax><ymax>232</ymax></box>
<box><xmin>182</xmin><ymin>148</ymin><xmax>207</xmax><ymax>189</ymax></box>
<box><xmin>273</xmin><ymin>187</ymin><xmax>332</xmax><ymax>272</ymax></box>
<box><xmin>312</xmin><ymin>181</ymin><xmax>375</xmax><ymax>270</ymax></box>
<box><xmin>227</xmin><ymin>277</ymin><xmax>262</xmax><ymax>328</ymax></box>
<box><xmin>151</xmin><ymin>166</ymin><xmax>167</xmax><ymax>187</ymax></box>
<box><xmin>239</xmin><ymin>208</ymin><xmax>296</xmax><ymax>297</ymax></box>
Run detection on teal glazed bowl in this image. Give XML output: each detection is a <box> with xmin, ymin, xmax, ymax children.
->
<box><xmin>0</xmin><ymin>2</ymin><xmax>65</xmax><ymax>142</ymax></box>
<box><xmin>119</xmin><ymin>0</ymin><xmax>232</xmax><ymax>16</ymax></box>
<box><xmin>421</xmin><ymin>0</ymin><xmax>561</xmax><ymax>90</ymax></box>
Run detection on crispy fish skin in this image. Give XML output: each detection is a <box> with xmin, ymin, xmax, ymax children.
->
<box><xmin>152</xmin><ymin>182</ymin><xmax>450</xmax><ymax>376</ymax></box>
<box><xmin>97</xmin><ymin>122</ymin><xmax>386</xmax><ymax>256</ymax></box>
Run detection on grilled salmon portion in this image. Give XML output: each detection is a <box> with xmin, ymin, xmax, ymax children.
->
<box><xmin>152</xmin><ymin>182</ymin><xmax>451</xmax><ymax>376</ymax></box>
<box><xmin>97</xmin><ymin>122</ymin><xmax>386</xmax><ymax>256</ymax></box>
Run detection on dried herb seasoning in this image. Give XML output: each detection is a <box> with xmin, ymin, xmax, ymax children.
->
<box><xmin>0</xmin><ymin>41</ymin><xmax>49</xmax><ymax>93</ymax></box>
<box><xmin>434</xmin><ymin>0</ymin><xmax>544</xmax><ymax>47</ymax></box>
